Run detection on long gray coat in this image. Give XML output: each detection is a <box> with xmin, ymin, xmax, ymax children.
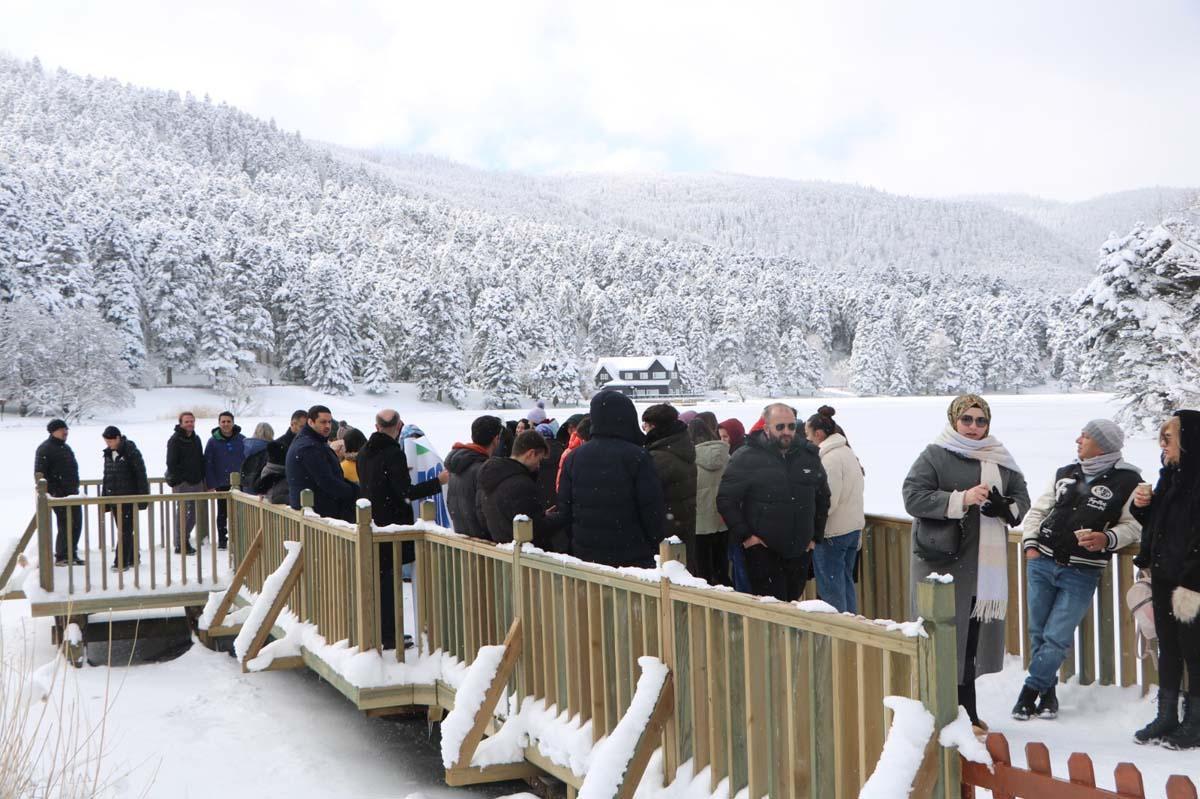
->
<box><xmin>903</xmin><ymin>444</ymin><xmax>1030</xmax><ymax>683</ymax></box>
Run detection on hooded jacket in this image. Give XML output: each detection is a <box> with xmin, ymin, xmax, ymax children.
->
<box><xmin>694</xmin><ymin>439</ymin><xmax>731</xmax><ymax>535</ymax></box>
<box><xmin>717</xmin><ymin>430</ymin><xmax>832</xmax><ymax>559</ymax></box>
<box><xmin>205</xmin><ymin>425</ymin><xmax>247</xmax><ymax>489</ymax></box>
<box><xmin>1133</xmin><ymin>409</ymin><xmax>1200</xmax><ymax>591</ymax></box>
<box><xmin>35</xmin><ymin>435</ymin><xmax>80</xmax><ymax>497</ymax></box>
<box><xmin>645</xmin><ymin>420</ymin><xmax>698</xmax><ymax>548</ymax></box>
<box><xmin>165</xmin><ymin>424</ymin><xmax>205</xmax><ymax>487</ymax></box>
<box><xmin>818</xmin><ymin>434</ymin><xmax>866</xmax><ymax>538</ymax></box>
<box><xmin>478</xmin><ymin>456</ymin><xmax>565</xmax><ymax>548</ymax></box>
<box><xmin>536</xmin><ymin>438</ymin><xmax>565</xmax><ymax>510</ymax></box>
<box><xmin>557</xmin><ymin>390</ymin><xmax>666</xmax><ymax>567</ymax></box>
<box><xmin>445</xmin><ymin>443</ymin><xmax>491</xmax><ymax>538</ymax></box>
<box><xmin>286</xmin><ymin>423</ymin><xmax>356</xmax><ymax>521</ymax></box>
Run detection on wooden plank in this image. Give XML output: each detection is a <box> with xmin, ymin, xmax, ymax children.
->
<box><xmin>831</xmin><ymin>637</ymin><xmax>860</xmax><ymax>799</ymax></box>
<box><xmin>588</xmin><ymin>581</ymin><xmax>605</xmax><ymax>738</ymax></box>
<box><xmin>857</xmin><ymin>642</ymin><xmax>886</xmax><ymax>793</ymax></box>
<box><xmin>1019</xmin><ymin>552</ymin><xmax>1030</xmax><ymax>670</ymax></box>
<box><xmin>444</xmin><ymin>762</ymin><xmax>539</xmax><ymax>787</ymax></box>
<box><xmin>1114</xmin><ymin>763</ymin><xmax>1145</xmax><ymax>797</ymax></box>
<box><xmin>1099</xmin><ymin>560</ymin><xmax>1116</xmax><ymax>686</ymax></box>
<box><xmin>809</xmin><ymin>631</ymin><xmax>835</xmax><ymax>799</ymax></box>
<box><xmin>727</xmin><ymin>614</ymin><xmax>748</xmax><ymax>796</ymax></box>
<box><xmin>1067</xmin><ymin>752</ymin><xmax>1095</xmax><ymax>786</ymax></box>
<box><xmin>706</xmin><ymin>608</ymin><xmax>728</xmax><ymax>793</ymax></box>
<box><xmin>672</xmin><ymin>597</ymin><xmax>692</xmax><ymax>766</ymax></box>
<box><xmin>688</xmin><ymin>603</ymin><xmax>709</xmax><ymax>774</ymax></box>
<box><xmin>1117</xmin><ymin>555</ymin><xmax>1137</xmax><ymax>687</ymax></box>
<box><xmin>1079</xmin><ymin>592</ymin><xmax>1097</xmax><ymax>686</ymax></box>
<box><xmin>612</xmin><ymin>671</ymin><xmax>675</xmax><ymax>799</ymax></box>
<box><xmin>450</xmin><ymin>618</ymin><xmax>523</xmax><ymax>771</ymax></box>
<box><xmin>1006</xmin><ymin>539</ymin><xmax>1020</xmax><ymax>656</ymax></box>
<box><xmin>1026</xmin><ymin>741</ymin><xmax>1052</xmax><ymax>775</ymax></box>
<box><xmin>1167</xmin><ymin>775</ymin><xmax>1199</xmax><ymax>799</ymax></box>
<box><xmin>207</xmin><ymin>524</ymin><xmax>264</xmax><ymax>630</ymax></box>
<box><xmin>241</xmin><ymin>557</ymin><xmax>305</xmax><ymax>670</ymax></box>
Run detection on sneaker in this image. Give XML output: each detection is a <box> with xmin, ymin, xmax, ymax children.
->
<box><xmin>1036</xmin><ymin>686</ymin><xmax>1059</xmax><ymax>720</ymax></box>
<box><xmin>55</xmin><ymin>558</ymin><xmax>68</xmax><ymax>566</ymax></box>
<box><xmin>1011</xmin><ymin>685</ymin><xmax>1039</xmax><ymax>721</ymax></box>
<box><xmin>173</xmin><ymin>546</ymin><xmax>197</xmax><ymax>555</ymax></box>
<box><xmin>68</xmin><ymin>556</ymin><xmax>86</xmax><ymax>566</ymax></box>
<box><xmin>218</xmin><ymin>539</ymin><xmax>228</xmax><ymax>551</ymax></box>
<box><xmin>110</xmin><ymin>564</ymin><xmax>132</xmax><ymax>572</ymax></box>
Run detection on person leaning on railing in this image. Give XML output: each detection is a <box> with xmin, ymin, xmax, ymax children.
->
<box><xmin>1130</xmin><ymin>410</ymin><xmax>1200</xmax><ymax>750</ymax></box>
<box><xmin>1013</xmin><ymin>419</ymin><xmax>1142</xmax><ymax>722</ymax></box>
<box><xmin>35</xmin><ymin>418</ymin><xmax>83</xmax><ymax>565</ymax></box>
<box><xmin>903</xmin><ymin>394</ymin><xmax>1030</xmax><ymax>733</ymax></box>
<box><xmin>165</xmin><ymin>411</ymin><xmax>205</xmax><ymax>555</ymax></box>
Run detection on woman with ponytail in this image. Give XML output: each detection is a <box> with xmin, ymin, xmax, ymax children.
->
<box><xmin>805</xmin><ymin>406</ymin><xmax>865</xmax><ymax>613</ymax></box>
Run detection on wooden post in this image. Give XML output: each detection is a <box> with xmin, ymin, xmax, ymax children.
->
<box><xmin>356</xmin><ymin>500</ymin><xmax>377</xmax><ymax>651</ymax></box>
<box><xmin>36</xmin><ymin>478</ymin><xmax>52</xmax><ymax>592</ymax></box>
<box><xmin>658</xmin><ymin>538</ymin><xmax>682</xmax><ymax>787</ymax></box>
<box><xmin>512</xmin><ymin>515</ymin><xmax>532</xmax><ymax>701</ymax></box>
<box><xmin>916</xmin><ymin>578</ymin><xmax>960</xmax><ymax>796</ymax></box>
<box><xmin>300</xmin><ymin>489</ymin><xmax>314</xmax><ymax>514</ymax></box>
<box><xmin>228</xmin><ymin>471</ymin><xmax>241</xmax><ymax>563</ymax></box>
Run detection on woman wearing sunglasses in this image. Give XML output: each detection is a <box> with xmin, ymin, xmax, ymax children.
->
<box><xmin>903</xmin><ymin>394</ymin><xmax>1030</xmax><ymax>732</ymax></box>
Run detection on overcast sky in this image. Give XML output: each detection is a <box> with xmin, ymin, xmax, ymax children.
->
<box><xmin>3</xmin><ymin>0</ymin><xmax>1199</xmax><ymax>201</ymax></box>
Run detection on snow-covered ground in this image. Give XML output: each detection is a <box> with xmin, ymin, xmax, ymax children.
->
<box><xmin>0</xmin><ymin>385</ymin><xmax>1182</xmax><ymax>798</ymax></box>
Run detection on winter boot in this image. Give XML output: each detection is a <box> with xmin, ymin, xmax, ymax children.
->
<box><xmin>1036</xmin><ymin>686</ymin><xmax>1059</xmax><ymax>720</ymax></box>
<box><xmin>1011</xmin><ymin>685</ymin><xmax>1040</xmax><ymax>721</ymax></box>
<box><xmin>1134</xmin><ymin>689</ymin><xmax>1179</xmax><ymax>744</ymax></box>
<box><xmin>1162</xmin><ymin>694</ymin><xmax>1200</xmax><ymax>750</ymax></box>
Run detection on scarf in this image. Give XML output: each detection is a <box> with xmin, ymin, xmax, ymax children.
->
<box><xmin>1078</xmin><ymin>451</ymin><xmax>1140</xmax><ymax>478</ymax></box>
<box><xmin>935</xmin><ymin>425</ymin><xmax>1017</xmax><ymax>623</ymax></box>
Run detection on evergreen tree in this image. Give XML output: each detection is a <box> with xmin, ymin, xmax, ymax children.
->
<box><xmin>304</xmin><ymin>255</ymin><xmax>355</xmax><ymax>395</ymax></box>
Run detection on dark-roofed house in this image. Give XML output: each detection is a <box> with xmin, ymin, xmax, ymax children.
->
<box><xmin>593</xmin><ymin>356</ymin><xmax>682</xmax><ymax>398</ymax></box>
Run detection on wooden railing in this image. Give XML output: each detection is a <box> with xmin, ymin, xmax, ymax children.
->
<box><xmin>859</xmin><ymin>515</ymin><xmax>1154</xmax><ymax>691</ymax></box>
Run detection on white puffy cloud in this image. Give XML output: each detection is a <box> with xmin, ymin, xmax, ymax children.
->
<box><xmin>2</xmin><ymin>0</ymin><xmax>1198</xmax><ymax>200</ymax></box>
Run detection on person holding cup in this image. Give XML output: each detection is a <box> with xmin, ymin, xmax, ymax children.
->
<box><xmin>1014</xmin><ymin>419</ymin><xmax>1143</xmax><ymax>721</ymax></box>
<box><xmin>1131</xmin><ymin>410</ymin><xmax>1200</xmax><ymax>750</ymax></box>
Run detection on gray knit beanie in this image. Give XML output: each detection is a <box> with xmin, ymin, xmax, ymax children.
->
<box><xmin>1083</xmin><ymin>419</ymin><xmax>1124</xmax><ymax>454</ymax></box>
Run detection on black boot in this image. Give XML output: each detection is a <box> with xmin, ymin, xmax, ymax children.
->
<box><xmin>1134</xmin><ymin>689</ymin><xmax>1179</xmax><ymax>744</ymax></box>
<box><xmin>1011</xmin><ymin>685</ymin><xmax>1040</xmax><ymax>721</ymax></box>
<box><xmin>1036</xmin><ymin>686</ymin><xmax>1059</xmax><ymax>720</ymax></box>
<box><xmin>1163</xmin><ymin>694</ymin><xmax>1200</xmax><ymax>750</ymax></box>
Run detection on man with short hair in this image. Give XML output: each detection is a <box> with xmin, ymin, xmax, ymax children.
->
<box><xmin>479</xmin><ymin>430</ymin><xmax>565</xmax><ymax>548</ymax></box>
<box><xmin>35</xmin><ymin>419</ymin><xmax>82</xmax><ymax>565</ymax></box>
<box><xmin>1012</xmin><ymin>419</ymin><xmax>1142</xmax><ymax>721</ymax></box>
<box><xmin>204</xmin><ymin>411</ymin><xmax>246</xmax><ymax>549</ymax></box>
<box><xmin>277</xmin><ymin>409</ymin><xmax>308</xmax><ymax>453</ymax></box>
<box><xmin>717</xmin><ymin>403</ymin><xmax>831</xmax><ymax>601</ymax></box>
<box><xmin>444</xmin><ymin>415</ymin><xmax>504</xmax><ymax>539</ymax></box>
<box><xmin>358</xmin><ymin>408</ymin><xmax>449</xmax><ymax>649</ymax></box>
<box><xmin>166</xmin><ymin>411</ymin><xmax>205</xmax><ymax>554</ymax></box>
<box><xmin>286</xmin><ymin>405</ymin><xmax>358</xmax><ymax>522</ymax></box>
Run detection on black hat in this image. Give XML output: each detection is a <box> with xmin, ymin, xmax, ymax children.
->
<box><xmin>101</xmin><ymin>425</ymin><xmax>122</xmax><ymax>439</ymax></box>
<box><xmin>47</xmin><ymin>419</ymin><xmax>68</xmax><ymax>434</ymax></box>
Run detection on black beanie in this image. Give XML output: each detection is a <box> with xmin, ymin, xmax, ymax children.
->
<box><xmin>102</xmin><ymin>425</ymin><xmax>122</xmax><ymax>439</ymax></box>
<box><xmin>47</xmin><ymin>419</ymin><xmax>68</xmax><ymax>434</ymax></box>
<box><xmin>470</xmin><ymin>415</ymin><xmax>504</xmax><ymax>447</ymax></box>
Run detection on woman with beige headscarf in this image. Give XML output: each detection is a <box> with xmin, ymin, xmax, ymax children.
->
<box><xmin>903</xmin><ymin>394</ymin><xmax>1030</xmax><ymax>731</ymax></box>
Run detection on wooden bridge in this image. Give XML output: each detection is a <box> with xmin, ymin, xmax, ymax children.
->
<box><xmin>2</xmin><ymin>476</ymin><xmax>1194</xmax><ymax>799</ymax></box>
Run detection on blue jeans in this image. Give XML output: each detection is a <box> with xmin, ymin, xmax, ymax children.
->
<box><xmin>1024</xmin><ymin>555</ymin><xmax>1102</xmax><ymax>691</ymax></box>
<box><xmin>727</xmin><ymin>539</ymin><xmax>751</xmax><ymax>593</ymax></box>
<box><xmin>813</xmin><ymin>530</ymin><xmax>860</xmax><ymax>613</ymax></box>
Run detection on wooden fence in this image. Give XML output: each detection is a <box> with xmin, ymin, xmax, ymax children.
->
<box><xmin>860</xmin><ymin>515</ymin><xmax>1154</xmax><ymax>691</ymax></box>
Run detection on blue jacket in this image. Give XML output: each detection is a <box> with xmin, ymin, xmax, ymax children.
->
<box><xmin>205</xmin><ymin>426</ymin><xmax>247</xmax><ymax>489</ymax></box>
<box><xmin>286</xmin><ymin>423</ymin><xmax>357</xmax><ymax>521</ymax></box>
<box><xmin>557</xmin><ymin>390</ymin><xmax>665</xmax><ymax>568</ymax></box>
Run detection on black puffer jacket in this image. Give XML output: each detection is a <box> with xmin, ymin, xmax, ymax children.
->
<box><xmin>536</xmin><ymin>438</ymin><xmax>565</xmax><ymax>510</ymax></box>
<box><xmin>444</xmin><ymin>444</ymin><xmax>490</xmax><ymax>539</ymax></box>
<box><xmin>1133</xmin><ymin>409</ymin><xmax>1200</xmax><ymax>591</ymax></box>
<box><xmin>101</xmin><ymin>438</ymin><xmax>150</xmax><ymax>508</ymax></box>
<box><xmin>478</xmin><ymin>456</ymin><xmax>565</xmax><ymax>549</ymax></box>
<box><xmin>34</xmin><ymin>436</ymin><xmax>80</xmax><ymax>497</ymax></box>
<box><xmin>165</xmin><ymin>425</ymin><xmax>205</xmax><ymax>487</ymax></box>
<box><xmin>357</xmin><ymin>432</ymin><xmax>442</xmax><ymax>527</ymax></box>
<box><xmin>645</xmin><ymin>421</ymin><xmax>698</xmax><ymax>552</ymax></box>
<box><xmin>717</xmin><ymin>430</ymin><xmax>832</xmax><ymax>559</ymax></box>
<box><xmin>557</xmin><ymin>390</ymin><xmax>665</xmax><ymax>567</ymax></box>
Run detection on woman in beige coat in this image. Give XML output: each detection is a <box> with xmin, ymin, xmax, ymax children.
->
<box><xmin>690</xmin><ymin>418</ymin><xmax>731</xmax><ymax>585</ymax></box>
<box><xmin>805</xmin><ymin>406</ymin><xmax>865</xmax><ymax>613</ymax></box>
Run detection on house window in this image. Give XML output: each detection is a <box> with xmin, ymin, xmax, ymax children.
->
<box><xmin>621</xmin><ymin>371</ymin><xmax>633</xmax><ymax>380</ymax></box>
<box><xmin>640</xmin><ymin>371</ymin><xmax>650</xmax><ymax>380</ymax></box>
<box><xmin>651</xmin><ymin>371</ymin><xmax>666</xmax><ymax>380</ymax></box>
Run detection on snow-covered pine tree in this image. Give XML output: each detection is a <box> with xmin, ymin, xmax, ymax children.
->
<box><xmin>145</xmin><ymin>227</ymin><xmax>201</xmax><ymax>384</ymax></box>
<box><xmin>848</xmin><ymin>316</ymin><xmax>893</xmax><ymax>396</ymax></box>
<box><xmin>304</xmin><ymin>255</ymin><xmax>355</xmax><ymax>395</ymax></box>
<box><xmin>90</xmin><ymin>219</ymin><xmax>147</xmax><ymax>378</ymax></box>
<box><xmin>780</xmin><ymin>327</ymin><xmax>822</xmax><ymax>395</ymax></box>
<box><xmin>471</xmin><ymin>287</ymin><xmax>522</xmax><ymax>408</ymax></box>
<box><xmin>409</xmin><ymin>279</ymin><xmax>467</xmax><ymax>407</ymax></box>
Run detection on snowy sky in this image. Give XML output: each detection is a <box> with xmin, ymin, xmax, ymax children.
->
<box><xmin>2</xmin><ymin>0</ymin><xmax>1199</xmax><ymax>201</ymax></box>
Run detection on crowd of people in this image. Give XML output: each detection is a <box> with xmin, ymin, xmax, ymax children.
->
<box><xmin>31</xmin><ymin>393</ymin><xmax>1200</xmax><ymax>749</ymax></box>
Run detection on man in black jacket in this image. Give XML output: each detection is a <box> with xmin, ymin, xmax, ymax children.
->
<box><xmin>165</xmin><ymin>411</ymin><xmax>205</xmax><ymax>554</ymax></box>
<box><xmin>286</xmin><ymin>405</ymin><xmax>357</xmax><ymax>522</ymax></box>
<box><xmin>358</xmin><ymin>408</ymin><xmax>448</xmax><ymax>649</ymax></box>
<box><xmin>34</xmin><ymin>419</ymin><xmax>83</xmax><ymax>564</ymax></box>
<box><xmin>717</xmin><ymin>403</ymin><xmax>831</xmax><ymax>601</ymax></box>
<box><xmin>479</xmin><ymin>430</ymin><xmax>565</xmax><ymax>549</ymax></box>
<box><xmin>276</xmin><ymin>409</ymin><xmax>308</xmax><ymax>454</ymax></box>
<box><xmin>101</xmin><ymin>426</ymin><xmax>149</xmax><ymax>570</ymax></box>
<box><xmin>444</xmin><ymin>415</ymin><xmax>503</xmax><ymax>539</ymax></box>
<box><xmin>557</xmin><ymin>390</ymin><xmax>665</xmax><ymax>568</ymax></box>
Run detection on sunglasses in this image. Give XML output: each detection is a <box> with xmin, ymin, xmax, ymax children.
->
<box><xmin>773</xmin><ymin>422</ymin><xmax>797</xmax><ymax>431</ymax></box>
<box><xmin>958</xmin><ymin>415</ymin><xmax>990</xmax><ymax>428</ymax></box>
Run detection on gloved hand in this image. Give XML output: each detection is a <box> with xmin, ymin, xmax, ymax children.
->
<box><xmin>980</xmin><ymin>486</ymin><xmax>1018</xmax><ymax>526</ymax></box>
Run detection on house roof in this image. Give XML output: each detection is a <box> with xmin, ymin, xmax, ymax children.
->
<box><xmin>594</xmin><ymin>356</ymin><xmax>678</xmax><ymax>378</ymax></box>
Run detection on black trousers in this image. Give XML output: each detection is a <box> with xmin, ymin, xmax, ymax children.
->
<box><xmin>379</xmin><ymin>543</ymin><xmax>398</xmax><ymax>650</ymax></box>
<box><xmin>695</xmin><ymin>531</ymin><xmax>730</xmax><ymax>586</ymax></box>
<box><xmin>958</xmin><ymin>600</ymin><xmax>983</xmax><ymax>724</ymax></box>
<box><xmin>53</xmin><ymin>505</ymin><xmax>83</xmax><ymax>560</ymax></box>
<box><xmin>112</xmin><ymin>504</ymin><xmax>136</xmax><ymax>567</ymax></box>
<box><xmin>215</xmin><ymin>490</ymin><xmax>229</xmax><ymax>546</ymax></box>
<box><xmin>745</xmin><ymin>545</ymin><xmax>808</xmax><ymax>601</ymax></box>
<box><xmin>1153</xmin><ymin>577</ymin><xmax>1200</xmax><ymax>696</ymax></box>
